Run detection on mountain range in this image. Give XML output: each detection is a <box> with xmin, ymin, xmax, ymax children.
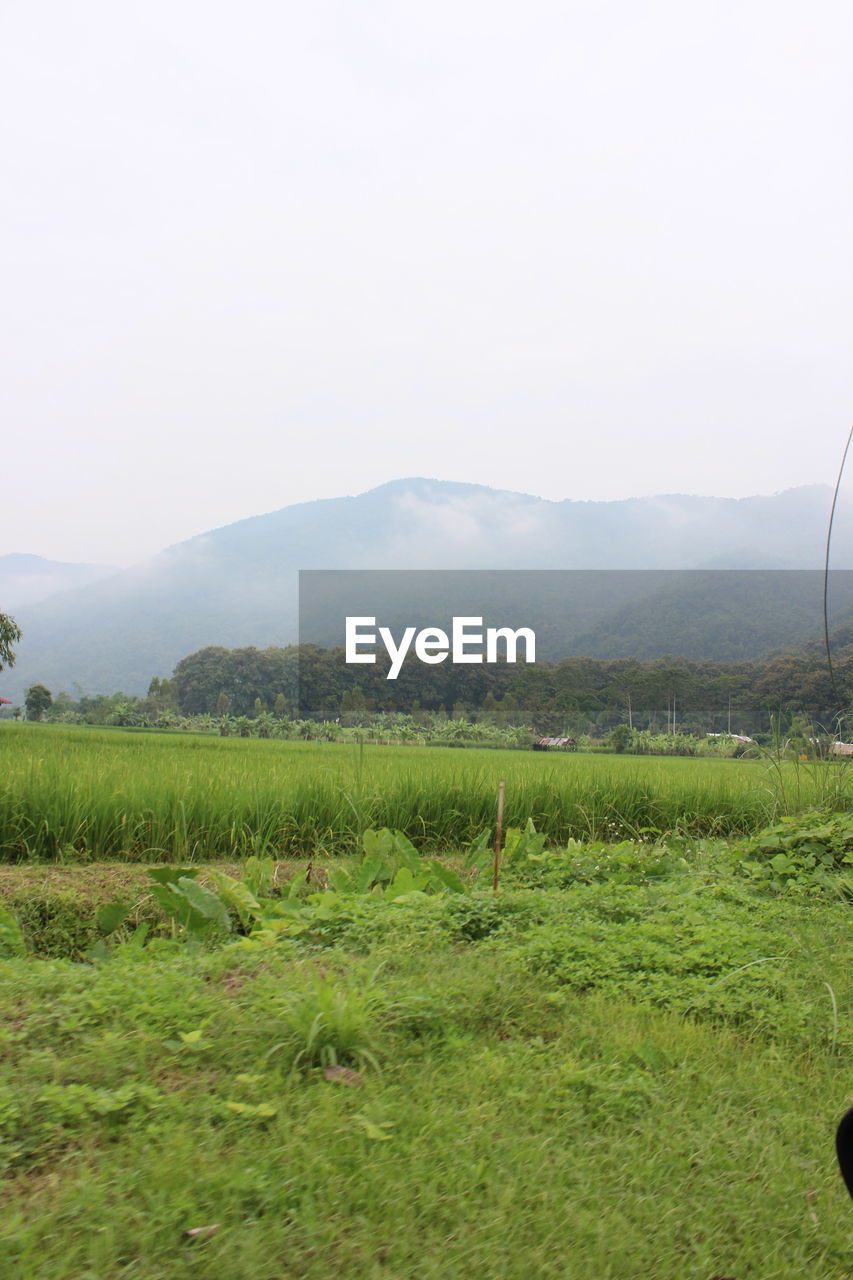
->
<box><xmin>1</xmin><ymin>478</ymin><xmax>851</xmax><ymax>702</ymax></box>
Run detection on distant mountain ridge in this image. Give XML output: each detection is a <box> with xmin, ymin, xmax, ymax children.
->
<box><xmin>0</xmin><ymin>554</ymin><xmax>118</xmax><ymax>610</ymax></box>
<box><xmin>1</xmin><ymin>478</ymin><xmax>850</xmax><ymax>701</ymax></box>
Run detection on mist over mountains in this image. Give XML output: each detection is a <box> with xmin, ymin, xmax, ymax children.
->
<box><xmin>1</xmin><ymin>478</ymin><xmax>850</xmax><ymax>702</ymax></box>
<box><xmin>0</xmin><ymin>554</ymin><xmax>118</xmax><ymax>610</ymax></box>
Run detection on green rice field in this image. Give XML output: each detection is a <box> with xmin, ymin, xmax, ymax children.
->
<box><xmin>1</xmin><ymin>723</ymin><xmax>851</xmax><ymax>1277</ymax></box>
<box><xmin>1</xmin><ymin>722</ymin><xmax>849</xmax><ymax>862</ymax></box>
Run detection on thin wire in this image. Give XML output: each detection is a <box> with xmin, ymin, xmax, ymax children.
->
<box><xmin>823</xmin><ymin>425</ymin><xmax>853</xmax><ymax>705</ymax></box>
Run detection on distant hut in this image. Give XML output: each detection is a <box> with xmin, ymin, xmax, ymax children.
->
<box><xmin>533</xmin><ymin>736</ymin><xmax>577</xmax><ymax>752</ymax></box>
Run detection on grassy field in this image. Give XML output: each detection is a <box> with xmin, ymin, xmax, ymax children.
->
<box><xmin>0</xmin><ymin>842</ymin><xmax>851</xmax><ymax>1279</ymax></box>
<box><xmin>1</xmin><ymin>722</ymin><xmax>849</xmax><ymax>862</ymax></box>
<box><xmin>1</xmin><ymin>722</ymin><xmax>850</xmax><ymax>1277</ymax></box>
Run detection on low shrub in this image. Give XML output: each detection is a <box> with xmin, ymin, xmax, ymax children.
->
<box><xmin>735</xmin><ymin>810</ymin><xmax>853</xmax><ymax>897</ymax></box>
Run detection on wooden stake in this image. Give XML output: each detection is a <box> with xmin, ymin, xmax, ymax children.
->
<box><xmin>493</xmin><ymin>779</ymin><xmax>505</xmax><ymax>892</ymax></box>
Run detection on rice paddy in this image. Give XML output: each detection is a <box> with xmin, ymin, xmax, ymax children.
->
<box><xmin>1</xmin><ymin>723</ymin><xmax>851</xmax><ymax>1277</ymax></box>
<box><xmin>1</xmin><ymin>721</ymin><xmax>848</xmax><ymax>863</ymax></box>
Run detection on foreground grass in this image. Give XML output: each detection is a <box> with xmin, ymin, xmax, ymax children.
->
<box><xmin>2</xmin><ymin>722</ymin><xmax>849</xmax><ymax>862</ymax></box>
<box><xmin>0</xmin><ymin>852</ymin><xmax>850</xmax><ymax>1279</ymax></box>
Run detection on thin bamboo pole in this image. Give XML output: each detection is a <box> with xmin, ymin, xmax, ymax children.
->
<box><xmin>493</xmin><ymin>779</ymin><xmax>505</xmax><ymax>892</ymax></box>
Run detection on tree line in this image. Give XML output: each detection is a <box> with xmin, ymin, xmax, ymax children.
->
<box><xmin>163</xmin><ymin>639</ymin><xmax>853</xmax><ymax>736</ymax></box>
<box><xmin>5</xmin><ymin>623</ymin><xmax>852</xmax><ymax>739</ymax></box>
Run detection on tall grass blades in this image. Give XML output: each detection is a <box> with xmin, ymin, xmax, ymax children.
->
<box><xmin>0</xmin><ymin>723</ymin><xmax>849</xmax><ymax>863</ymax></box>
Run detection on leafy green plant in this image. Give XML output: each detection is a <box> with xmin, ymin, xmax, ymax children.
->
<box><xmin>38</xmin><ymin>1081</ymin><xmax>164</xmax><ymax>1130</ymax></box>
<box><xmin>147</xmin><ymin>867</ymin><xmax>232</xmax><ymax>939</ymax></box>
<box><xmin>464</xmin><ymin>819</ymin><xmax>547</xmax><ymax>884</ymax></box>
<box><xmin>503</xmin><ymin>819</ymin><xmax>548</xmax><ymax>864</ymax></box>
<box><xmin>326</xmin><ymin>828</ymin><xmax>467</xmax><ymax>899</ymax></box>
<box><xmin>84</xmin><ymin>898</ymin><xmax>137</xmax><ymax>963</ymax></box>
<box><xmin>95</xmin><ymin>899</ymin><xmax>131</xmax><ymax>936</ymax></box>
<box><xmin>736</xmin><ymin>809</ymin><xmax>853</xmax><ymax>896</ymax></box>
<box><xmin>493</xmin><ymin>889</ymin><xmax>812</xmax><ymax>1040</ymax></box>
<box><xmin>464</xmin><ymin>827</ymin><xmax>493</xmax><ymax>874</ymax></box>
<box><xmin>204</xmin><ymin>870</ymin><xmax>263</xmax><ymax>928</ymax></box>
<box><xmin>241</xmin><ymin>855</ymin><xmax>278</xmax><ymax>898</ymax></box>
<box><xmin>505</xmin><ymin>837</ymin><xmax>689</xmax><ymax>889</ymax></box>
<box><xmin>266</xmin><ymin>970</ymin><xmax>384</xmax><ymax>1072</ymax></box>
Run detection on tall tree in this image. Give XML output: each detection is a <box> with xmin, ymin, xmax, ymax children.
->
<box><xmin>25</xmin><ymin>684</ymin><xmax>52</xmax><ymax>721</ymax></box>
<box><xmin>0</xmin><ymin>614</ymin><xmax>22</xmax><ymax>671</ymax></box>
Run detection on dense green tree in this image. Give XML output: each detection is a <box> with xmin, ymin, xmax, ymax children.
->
<box><xmin>75</xmin><ymin>692</ymin><xmax>130</xmax><ymax>725</ymax></box>
<box><xmin>48</xmin><ymin>691</ymin><xmax>79</xmax><ymax>722</ymax></box>
<box><xmin>500</xmin><ymin>692</ymin><xmax>523</xmax><ymax>725</ymax></box>
<box><xmin>479</xmin><ymin>691</ymin><xmax>500</xmax><ymax>723</ymax></box>
<box><xmin>341</xmin><ymin>685</ymin><xmax>369</xmax><ymax>726</ymax></box>
<box><xmin>24</xmin><ymin>683</ymin><xmax>52</xmax><ymax>721</ymax></box>
<box><xmin>141</xmin><ymin>676</ymin><xmax>179</xmax><ymax>717</ymax></box>
<box><xmin>173</xmin><ymin>647</ymin><xmax>234</xmax><ymax>714</ymax></box>
<box><xmin>0</xmin><ymin>613</ymin><xmax>22</xmax><ymax>671</ymax></box>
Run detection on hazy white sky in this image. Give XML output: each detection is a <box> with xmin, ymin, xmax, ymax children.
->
<box><xmin>2</xmin><ymin>1</ymin><xmax>851</xmax><ymax>567</ymax></box>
